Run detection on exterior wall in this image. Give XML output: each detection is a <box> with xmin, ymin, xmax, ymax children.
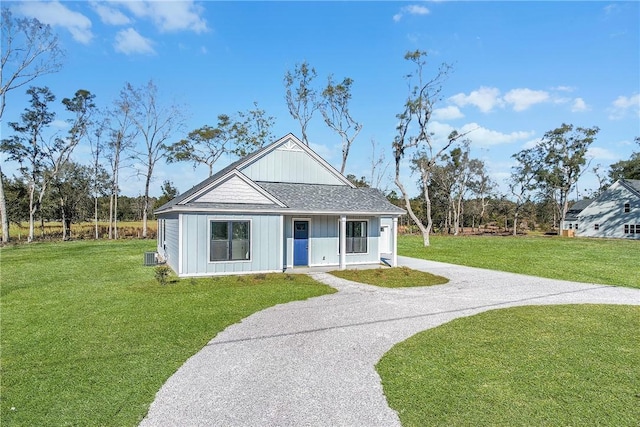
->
<box><xmin>241</xmin><ymin>147</ymin><xmax>345</xmax><ymax>185</ymax></box>
<box><xmin>284</xmin><ymin>215</ymin><xmax>381</xmax><ymax>268</ymax></box>
<box><xmin>379</xmin><ymin>217</ymin><xmax>394</xmax><ymax>254</ymax></box>
<box><xmin>577</xmin><ymin>183</ymin><xmax>640</xmax><ymax>239</ymax></box>
<box><xmin>179</xmin><ymin>213</ymin><xmax>283</xmax><ymax>276</ymax></box>
<box><xmin>157</xmin><ymin>214</ymin><xmax>179</xmax><ymax>273</ymax></box>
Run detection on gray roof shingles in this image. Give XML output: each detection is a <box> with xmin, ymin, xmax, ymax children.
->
<box><xmin>256</xmin><ymin>182</ymin><xmax>405</xmax><ymax>214</ymax></box>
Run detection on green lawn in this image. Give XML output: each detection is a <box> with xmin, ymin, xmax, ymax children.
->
<box><xmin>377</xmin><ymin>305</ymin><xmax>640</xmax><ymax>426</ymax></box>
<box><xmin>399</xmin><ymin>234</ymin><xmax>640</xmax><ymax>288</ymax></box>
<box><xmin>0</xmin><ymin>240</ymin><xmax>334</xmax><ymax>426</ymax></box>
<box><xmin>329</xmin><ymin>266</ymin><xmax>448</xmax><ymax>288</ymax></box>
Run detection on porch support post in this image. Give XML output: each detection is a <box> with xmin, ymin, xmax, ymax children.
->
<box><xmin>339</xmin><ymin>215</ymin><xmax>347</xmax><ymax>270</ymax></box>
<box><xmin>392</xmin><ymin>217</ymin><xmax>398</xmax><ymax>267</ymax></box>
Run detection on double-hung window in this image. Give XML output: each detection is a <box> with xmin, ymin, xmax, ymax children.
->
<box><xmin>346</xmin><ymin>220</ymin><xmax>367</xmax><ymax>254</ymax></box>
<box><xmin>210</xmin><ymin>220</ymin><xmax>250</xmax><ymax>262</ymax></box>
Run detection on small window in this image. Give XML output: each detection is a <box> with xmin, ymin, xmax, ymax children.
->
<box><xmin>210</xmin><ymin>220</ymin><xmax>250</xmax><ymax>262</ymax></box>
<box><xmin>624</xmin><ymin>224</ymin><xmax>629</xmax><ymax>234</ymax></box>
<box><xmin>575</xmin><ymin>223</ymin><xmax>579</xmax><ymax>230</ymax></box>
<box><xmin>568</xmin><ymin>223</ymin><xmax>573</xmax><ymax>229</ymax></box>
<box><xmin>594</xmin><ymin>224</ymin><xmax>600</xmax><ymax>231</ymax></box>
<box><xmin>624</xmin><ymin>203</ymin><xmax>630</xmax><ymax>213</ymax></box>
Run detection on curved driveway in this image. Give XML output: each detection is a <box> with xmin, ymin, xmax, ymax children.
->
<box><xmin>140</xmin><ymin>256</ymin><xmax>640</xmax><ymax>427</ymax></box>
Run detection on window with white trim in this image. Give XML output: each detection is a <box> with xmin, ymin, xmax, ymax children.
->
<box><xmin>346</xmin><ymin>220</ymin><xmax>367</xmax><ymax>253</ymax></box>
<box><xmin>210</xmin><ymin>220</ymin><xmax>250</xmax><ymax>261</ymax></box>
<box><xmin>624</xmin><ymin>203</ymin><xmax>630</xmax><ymax>213</ymax></box>
<box><xmin>624</xmin><ymin>224</ymin><xmax>637</xmax><ymax>235</ymax></box>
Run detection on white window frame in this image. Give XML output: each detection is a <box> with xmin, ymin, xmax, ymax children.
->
<box><xmin>208</xmin><ymin>218</ymin><xmax>253</xmax><ymax>263</ymax></box>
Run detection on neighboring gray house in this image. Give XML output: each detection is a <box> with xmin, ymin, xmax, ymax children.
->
<box><xmin>563</xmin><ymin>198</ymin><xmax>593</xmax><ymax>234</ymax></box>
<box><xmin>569</xmin><ymin>179</ymin><xmax>640</xmax><ymax>239</ymax></box>
<box><xmin>155</xmin><ymin>134</ymin><xmax>405</xmax><ymax>276</ymax></box>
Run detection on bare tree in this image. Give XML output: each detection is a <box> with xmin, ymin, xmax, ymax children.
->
<box><xmin>284</xmin><ymin>61</ymin><xmax>318</xmax><ymax>145</ymax></box>
<box><xmin>0</xmin><ymin>8</ymin><xmax>64</xmax><ymax>243</ymax></box>
<box><xmin>320</xmin><ymin>76</ymin><xmax>362</xmax><ymax>174</ymax></box>
<box><xmin>393</xmin><ymin>50</ymin><xmax>461</xmax><ymax>246</ymax></box>
<box><xmin>106</xmin><ymin>91</ymin><xmax>137</xmax><ymax>239</ymax></box>
<box><xmin>125</xmin><ymin>80</ymin><xmax>185</xmax><ymax>238</ymax></box>
<box><xmin>369</xmin><ymin>138</ymin><xmax>390</xmax><ymax>191</ymax></box>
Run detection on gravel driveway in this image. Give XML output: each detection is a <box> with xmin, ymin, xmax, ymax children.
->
<box><xmin>140</xmin><ymin>256</ymin><xmax>640</xmax><ymax>427</ymax></box>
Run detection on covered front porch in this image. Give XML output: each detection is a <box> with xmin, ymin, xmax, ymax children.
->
<box><xmin>282</xmin><ymin>214</ymin><xmax>399</xmax><ymax>271</ymax></box>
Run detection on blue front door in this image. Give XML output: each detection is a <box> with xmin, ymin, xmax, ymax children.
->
<box><xmin>293</xmin><ymin>221</ymin><xmax>309</xmax><ymax>266</ymax></box>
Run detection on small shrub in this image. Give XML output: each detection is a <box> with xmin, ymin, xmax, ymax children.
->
<box><xmin>154</xmin><ymin>265</ymin><xmax>172</xmax><ymax>286</ymax></box>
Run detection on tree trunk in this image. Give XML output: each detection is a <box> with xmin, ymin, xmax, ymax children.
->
<box><xmin>142</xmin><ymin>163</ymin><xmax>152</xmax><ymax>239</ymax></box>
<box><xmin>61</xmin><ymin>197</ymin><xmax>68</xmax><ymax>240</ymax></box>
<box><xmin>0</xmin><ymin>165</ymin><xmax>9</xmax><ymax>243</ymax></box>
<box><xmin>513</xmin><ymin>211</ymin><xmax>519</xmax><ymax>236</ymax></box>
<box><xmin>94</xmin><ymin>196</ymin><xmax>99</xmax><ymax>239</ymax></box>
<box><xmin>28</xmin><ymin>183</ymin><xmax>36</xmax><ymax>242</ymax></box>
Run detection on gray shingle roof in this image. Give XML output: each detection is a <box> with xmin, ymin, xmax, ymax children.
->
<box><xmin>622</xmin><ymin>179</ymin><xmax>640</xmax><ymax>195</ymax></box>
<box><xmin>257</xmin><ymin>182</ymin><xmax>405</xmax><ymax>214</ymax></box>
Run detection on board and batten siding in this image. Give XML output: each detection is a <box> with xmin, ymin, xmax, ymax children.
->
<box><xmin>180</xmin><ymin>213</ymin><xmax>282</xmax><ymax>276</ymax></box>
<box><xmin>158</xmin><ymin>214</ymin><xmax>180</xmax><ymax>273</ymax></box>
<box><xmin>284</xmin><ymin>215</ymin><xmax>380</xmax><ymax>268</ymax></box>
<box><xmin>578</xmin><ymin>182</ymin><xmax>640</xmax><ymax>239</ymax></box>
<box><xmin>241</xmin><ymin>147</ymin><xmax>345</xmax><ymax>185</ymax></box>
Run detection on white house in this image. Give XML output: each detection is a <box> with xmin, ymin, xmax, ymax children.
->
<box><xmin>154</xmin><ymin>134</ymin><xmax>405</xmax><ymax>276</ymax></box>
<box><xmin>571</xmin><ymin>179</ymin><xmax>640</xmax><ymax>239</ymax></box>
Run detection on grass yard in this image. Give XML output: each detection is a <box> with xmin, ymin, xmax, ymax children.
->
<box><xmin>399</xmin><ymin>234</ymin><xmax>640</xmax><ymax>288</ymax></box>
<box><xmin>329</xmin><ymin>266</ymin><xmax>448</xmax><ymax>288</ymax></box>
<box><xmin>0</xmin><ymin>240</ymin><xmax>334</xmax><ymax>426</ymax></box>
<box><xmin>377</xmin><ymin>305</ymin><xmax>640</xmax><ymax>426</ymax></box>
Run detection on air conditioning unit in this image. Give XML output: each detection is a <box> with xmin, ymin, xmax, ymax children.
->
<box><xmin>144</xmin><ymin>251</ymin><xmax>158</xmax><ymax>266</ymax></box>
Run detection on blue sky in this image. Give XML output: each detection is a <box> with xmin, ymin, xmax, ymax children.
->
<box><xmin>2</xmin><ymin>1</ymin><xmax>639</xmax><ymax>199</ymax></box>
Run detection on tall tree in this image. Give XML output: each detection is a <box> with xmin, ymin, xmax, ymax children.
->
<box><xmin>155</xmin><ymin>180</ymin><xmax>179</xmax><ymax>209</ymax></box>
<box><xmin>87</xmin><ymin>117</ymin><xmax>110</xmax><ymax>239</ymax></box>
<box><xmin>57</xmin><ymin>89</ymin><xmax>95</xmax><ymax>239</ymax></box>
<box><xmin>0</xmin><ymin>8</ymin><xmax>64</xmax><ymax>243</ymax></box>
<box><xmin>125</xmin><ymin>80</ymin><xmax>184</xmax><ymax>238</ymax></box>
<box><xmin>530</xmin><ymin>123</ymin><xmax>599</xmax><ymax>233</ymax></box>
<box><xmin>509</xmin><ymin>148</ymin><xmax>539</xmax><ymax>236</ymax></box>
<box><xmin>106</xmin><ymin>89</ymin><xmax>138</xmax><ymax>239</ymax></box>
<box><xmin>393</xmin><ymin>50</ymin><xmax>460</xmax><ymax>246</ymax></box>
<box><xmin>165</xmin><ymin>116</ymin><xmax>233</xmax><ymax>177</ymax></box>
<box><xmin>284</xmin><ymin>61</ymin><xmax>318</xmax><ymax>145</ymax></box>
<box><xmin>320</xmin><ymin>75</ymin><xmax>362</xmax><ymax>174</ymax></box>
<box><xmin>1</xmin><ymin>86</ymin><xmax>57</xmax><ymax>241</ymax></box>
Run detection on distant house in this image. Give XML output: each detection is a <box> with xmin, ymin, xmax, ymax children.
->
<box><xmin>154</xmin><ymin>134</ymin><xmax>405</xmax><ymax>276</ymax></box>
<box><xmin>563</xmin><ymin>198</ymin><xmax>593</xmax><ymax>235</ymax></box>
<box><xmin>566</xmin><ymin>179</ymin><xmax>640</xmax><ymax>239</ymax></box>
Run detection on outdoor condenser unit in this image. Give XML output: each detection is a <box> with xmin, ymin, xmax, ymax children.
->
<box><xmin>144</xmin><ymin>251</ymin><xmax>158</xmax><ymax>266</ymax></box>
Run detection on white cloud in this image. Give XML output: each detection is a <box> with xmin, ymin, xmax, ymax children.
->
<box><xmin>553</xmin><ymin>85</ymin><xmax>575</xmax><ymax>92</ymax></box>
<box><xmin>429</xmin><ymin>121</ymin><xmax>534</xmax><ymax>148</ymax></box>
<box><xmin>587</xmin><ymin>147</ymin><xmax>618</xmax><ymax>161</ymax></box>
<box><xmin>90</xmin><ymin>1</ymin><xmax>131</xmax><ymax>25</ymax></box>
<box><xmin>118</xmin><ymin>0</ymin><xmax>208</xmax><ymax>33</ymax></box>
<box><xmin>571</xmin><ymin>97</ymin><xmax>589</xmax><ymax>112</ymax></box>
<box><xmin>608</xmin><ymin>93</ymin><xmax>640</xmax><ymax>120</ymax></box>
<box><xmin>458</xmin><ymin>123</ymin><xmax>535</xmax><ymax>147</ymax></box>
<box><xmin>393</xmin><ymin>4</ymin><xmax>430</xmax><ymax>22</ymax></box>
<box><xmin>15</xmin><ymin>0</ymin><xmax>93</xmax><ymax>44</ymax></box>
<box><xmin>503</xmin><ymin>88</ymin><xmax>550</xmax><ymax>112</ymax></box>
<box><xmin>432</xmin><ymin>106</ymin><xmax>464</xmax><ymax>121</ymax></box>
<box><xmin>449</xmin><ymin>86</ymin><xmax>503</xmax><ymax>113</ymax></box>
<box><xmin>114</xmin><ymin>28</ymin><xmax>156</xmax><ymax>55</ymax></box>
